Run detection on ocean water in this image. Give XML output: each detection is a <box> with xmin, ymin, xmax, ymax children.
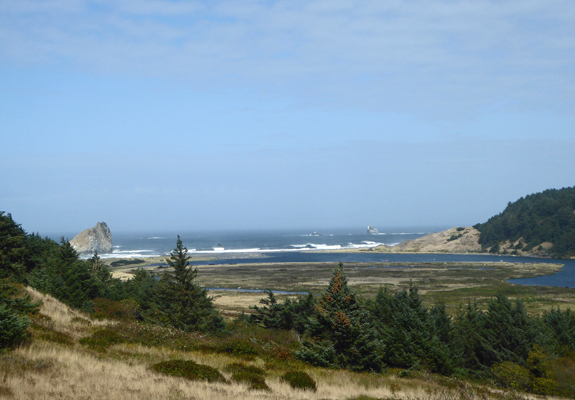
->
<box><xmin>52</xmin><ymin>227</ymin><xmax>575</xmax><ymax>288</ymax></box>
<box><xmin>101</xmin><ymin>228</ymin><xmax>431</xmax><ymax>259</ymax></box>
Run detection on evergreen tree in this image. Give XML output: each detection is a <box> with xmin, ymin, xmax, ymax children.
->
<box><xmin>544</xmin><ymin>307</ymin><xmax>575</xmax><ymax>353</ymax></box>
<box><xmin>482</xmin><ymin>295</ymin><xmax>536</xmax><ymax>365</ymax></box>
<box><xmin>297</xmin><ymin>262</ymin><xmax>384</xmax><ymax>371</ymax></box>
<box><xmin>27</xmin><ymin>239</ymin><xmax>101</xmax><ymax>311</ymax></box>
<box><xmin>452</xmin><ymin>301</ymin><xmax>491</xmax><ymax>376</ymax></box>
<box><xmin>248</xmin><ymin>290</ymin><xmax>315</xmax><ymax>334</ymax></box>
<box><xmin>0</xmin><ymin>279</ymin><xmax>41</xmax><ymax>349</ymax></box>
<box><xmin>148</xmin><ymin>236</ymin><xmax>225</xmax><ymax>333</ymax></box>
<box><xmin>372</xmin><ymin>282</ymin><xmax>455</xmax><ymax>374</ymax></box>
<box><xmin>0</xmin><ymin>212</ymin><xmax>27</xmax><ymax>280</ymax></box>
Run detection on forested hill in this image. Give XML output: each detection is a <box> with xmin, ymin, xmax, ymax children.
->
<box><xmin>474</xmin><ymin>186</ymin><xmax>575</xmax><ymax>258</ymax></box>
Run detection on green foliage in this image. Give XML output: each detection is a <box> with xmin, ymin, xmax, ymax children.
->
<box><xmin>481</xmin><ymin>295</ymin><xmax>537</xmax><ymax>365</ymax></box>
<box><xmin>474</xmin><ymin>186</ymin><xmax>575</xmax><ymax>257</ymax></box>
<box><xmin>109</xmin><ymin>259</ymin><xmax>145</xmax><ymax>267</ymax></box>
<box><xmin>298</xmin><ymin>263</ymin><xmax>384</xmax><ymax>372</ymax></box>
<box><xmin>79</xmin><ymin>328</ymin><xmax>125</xmax><ymax>349</ymax></box>
<box><xmin>280</xmin><ymin>370</ymin><xmax>317</xmax><ymax>392</ymax></box>
<box><xmin>145</xmin><ymin>236</ymin><xmax>225</xmax><ymax>333</ymax></box>
<box><xmin>91</xmin><ymin>298</ymin><xmax>140</xmax><ymax>320</ymax></box>
<box><xmin>149</xmin><ymin>359</ymin><xmax>227</xmax><ymax>383</ymax></box>
<box><xmin>369</xmin><ymin>283</ymin><xmax>455</xmax><ymax>375</ymax></box>
<box><xmin>27</xmin><ymin>239</ymin><xmax>102</xmax><ymax>311</ymax></box>
<box><xmin>543</xmin><ymin>307</ymin><xmax>575</xmax><ymax>352</ymax></box>
<box><xmin>224</xmin><ymin>362</ymin><xmax>266</xmax><ymax>376</ymax></box>
<box><xmin>491</xmin><ymin>362</ymin><xmax>530</xmax><ymax>391</ymax></box>
<box><xmin>230</xmin><ymin>370</ymin><xmax>270</xmax><ymax>391</ymax></box>
<box><xmin>0</xmin><ymin>304</ymin><xmax>30</xmax><ymax>350</ymax></box>
<box><xmin>447</xmin><ymin>233</ymin><xmax>464</xmax><ymax>242</ymax></box>
<box><xmin>0</xmin><ymin>279</ymin><xmax>41</xmax><ymax>350</ymax></box>
<box><xmin>218</xmin><ymin>338</ymin><xmax>259</xmax><ymax>357</ymax></box>
<box><xmin>0</xmin><ymin>212</ymin><xmax>27</xmax><ymax>280</ymax></box>
<box><xmin>248</xmin><ymin>290</ymin><xmax>315</xmax><ymax>334</ymax></box>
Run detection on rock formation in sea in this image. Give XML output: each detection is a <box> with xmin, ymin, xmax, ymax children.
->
<box><xmin>70</xmin><ymin>222</ymin><xmax>113</xmax><ymax>255</ymax></box>
<box><xmin>367</xmin><ymin>225</ymin><xmax>379</xmax><ymax>235</ymax></box>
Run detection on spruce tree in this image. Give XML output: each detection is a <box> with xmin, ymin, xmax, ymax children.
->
<box><xmin>297</xmin><ymin>262</ymin><xmax>383</xmax><ymax>371</ymax></box>
<box><xmin>0</xmin><ymin>212</ymin><xmax>27</xmax><ymax>280</ymax></box>
<box><xmin>148</xmin><ymin>236</ymin><xmax>225</xmax><ymax>333</ymax></box>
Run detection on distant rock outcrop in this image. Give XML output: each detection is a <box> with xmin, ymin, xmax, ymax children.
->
<box><xmin>70</xmin><ymin>222</ymin><xmax>113</xmax><ymax>255</ymax></box>
<box><xmin>364</xmin><ymin>227</ymin><xmax>481</xmax><ymax>254</ymax></box>
<box><xmin>367</xmin><ymin>225</ymin><xmax>379</xmax><ymax>235</ymax></box>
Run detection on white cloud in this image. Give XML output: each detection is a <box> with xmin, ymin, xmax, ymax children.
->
<box><xmin>1</xmin><ymin>0</ymin><xmax>574</xmax><ymax>117</ymax></box>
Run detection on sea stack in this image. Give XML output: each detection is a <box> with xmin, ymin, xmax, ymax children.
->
<box><xmin>70</xmin><ymin>222</ymin><xmax>113</xmax><ymax>255</ymax></box>
<box><xmin>367</xmin><ymin>225</ymin><xmax>379</xmax><ymax>235</ymax></box>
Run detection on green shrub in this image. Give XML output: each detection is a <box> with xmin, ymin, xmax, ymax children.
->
<box><xmin>492</xmin><ymin>361</ymin><xmax>530</xmax><ymax>391</ymax></box>
<box><xmin>150</xmin><ymin>360</ymin><xmax>226</xmax><ymax>383</ymax></box>
<box><xmin>34</xmin><ymin>329</ymin><xmax>74</xmax><ymax>346</ymax></box>
<box><xmin>231</xmin><ymin>371</ymin><xmax>270</xmax><ymax>391</ymax></box>
<box><xmin>281</xmin><ymin>370</ymin><xmax>317</xmax><ymax>392</ymax></box>
<box><xmin>224</xmin><ymin>362</ymin><xmax>265</xmax><ymax>376</ymax></box>
<box><xmin>79</xmin><ymin>328</ymin><xmax>124</xmax><ymax>349</ymax></box>
<box><xmin>92</xmin><ymin>298</ymin><xmax>139</xmax><ymax>320</ymax></box>
<box><xmin>0</xmin><ymin>304</ymin><xmax>30</xmax><ymax>350</ymax></box>
<box><xmin>219</xmin><ymin>339</ymin><xmax>259</xmax><ymax>357</ymax></box>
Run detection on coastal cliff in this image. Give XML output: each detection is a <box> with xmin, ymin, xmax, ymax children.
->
<box><xmin>70</xmin><ymin>222</ymin><xmax>113</xmax><ymax>255</ymax></box>
<box><xmin>362</xmin><ymin>226</ymin><xmax>554</xmax><ymax>257</ymax></box>
<box><xmin>363</xmin><ymin>226</ymin><xmax>482</xmax><ymax>254</ymax></box>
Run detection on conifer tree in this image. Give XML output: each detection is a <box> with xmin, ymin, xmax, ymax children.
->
<box><xmin>148</xmin><ymin>236</ymin><xmax>225</xmax><ymax>333</ymax></box>
<box><xmin>0</xmin><ymin>279</ymin><xmax>41</xmax><ymax>349</ymax></box>
<box><xmin>297</xmin><ymin>262</ymin><xmax>383</xmax><ymax>371</ymax></box>
<box><xmin>374</xmin><ymin>282</ymin><xmax>455</xmax><ymax>374</ymax></box>
<box><xmin>0</xmin><ymin>212</ymin><xmax>27</xmax><ymax>279</ymax></box>
<box><xmin>248</xmin><ymin>290</ymin><xmax>315</xmax><ymax>334</ymax></box>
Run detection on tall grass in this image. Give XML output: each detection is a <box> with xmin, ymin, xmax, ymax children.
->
<box><xmin>0</xmin><ymin>288</ymin><xmax>540</xmax><ymax>400</ymax></box>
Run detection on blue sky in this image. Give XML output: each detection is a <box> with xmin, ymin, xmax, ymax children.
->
<box><xmin>1</xmin><ymin>0</ymin><xmax>574</xmax><ymax>234</ymax></box>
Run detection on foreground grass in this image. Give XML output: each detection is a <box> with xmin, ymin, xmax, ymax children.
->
<box><xmin>0</xmin><ymin>288</ymin><xmax>546</xmax><ymax>400</ymax></box>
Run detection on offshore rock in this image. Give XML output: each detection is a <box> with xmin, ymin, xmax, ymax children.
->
<box><xmin>367</xmin><ymin>225</ymin><xmax>379</xmax><ymax>235</ymax></box>
<box><xmin>70</xmin><ymin>222</ymin><xmax>113</xmax><ymax>255</ymax></box>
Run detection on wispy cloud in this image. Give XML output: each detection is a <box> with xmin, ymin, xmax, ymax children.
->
<box><xmin>1</xmin><ymin>0</ymin><xmax>574</xmax><ymax>117</ymax></box>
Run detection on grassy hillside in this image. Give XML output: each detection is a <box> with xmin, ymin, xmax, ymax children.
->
<box><xmin>474</xmin><ymin>187</ymin><xmax>575</xmax><ymax>258</ymax></box>
<box><xmin>0</xmin><ymin>287</ymin><xmax>536</xmax><ymax>400</ymax></box>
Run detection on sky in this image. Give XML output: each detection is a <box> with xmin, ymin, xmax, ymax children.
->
<box><xmin>1</xmin><ymin>0</ymin><xmax>574</xmax><ymax>235</ymax></box>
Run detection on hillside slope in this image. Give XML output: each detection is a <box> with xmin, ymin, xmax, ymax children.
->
<box><xmin>474</xmin><ymin>187</ymin><xmax>575</xmax><ymax>258</ymax></box>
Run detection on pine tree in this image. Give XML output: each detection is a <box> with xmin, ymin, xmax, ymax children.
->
<box><xmin>0</xmin><ymin>212</ymin><xmax>27</xmax><ymax>279</ymax></box>
<box><xmin>148</xmin><ymin>236</ymin><xmax>225</xmax><ymax>333</ymax></box>
<box><xmin>248</xmin><ymin>290</ymin><xmax>315</xmax><ymax>333</ymax></box>
<box><xmin>375</xmin><ymin>282</ymin><xmax>455</xmax><ymax>374</ymax></box>
<box><xmin>297</xmin><ymin>262</ymin><xmax>383</xmax><ymax>371</ymax></box>
<box><xmin>0</xmin><ymin>279</ymin><xmax>41</xmax><ymax>349</ymax></box>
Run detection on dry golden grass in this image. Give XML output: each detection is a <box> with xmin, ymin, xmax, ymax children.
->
<box><xmin>25</xmin><ymin>286</ymin><xmax>110</xmax><ymax>339</ymax></box>
<box><xmin>0</xmin><ymin>287</ymin><xmax>551</xmax><ymax>400</ymax></box>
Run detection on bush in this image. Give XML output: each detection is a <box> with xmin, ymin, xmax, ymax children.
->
<box><xmin>224</xmin><ymin>362</ymin><xmax>265</xmax><ymax>376</ymax></box>
<box><xmin>231</xmin><ymin>371</ymin><xmax>270</xmax><ymax>391</ymax></box>
<box><xmin>0</xmin><ymin>304</ymin><xmax>30</xmax><ymax>350</ymax></box>
<box><xmin>219</xmin><ymin>339</ymin><xmax>259</xmax><ymax>357</ymax></box>
<box><xmin>492</xmin><ymin>362</ymin><xmax>530</xmax><ymax>391</ymax></box>
<box><xmin>92</xmin><ymin>298</ymin><xmax>139</xmax><ymax>320</ymax></box>
<box><xmin>150</xmin><ymin>360</ymin><xmax>226</xmax><ymax>383</ymax></box>
<box><xmin>32</xmin><ymin>325</ymin><xmax>74</xmax><ymax>346</ymax></box>
<box><xmin>281</xmin><ymin>370</ymin><xmax>317</xmax><ymax>392</ymax></box>
<box><xmin>79</xmin><ymin>328</ymin><xmax>124</xmax><ymax>349</ymax></box>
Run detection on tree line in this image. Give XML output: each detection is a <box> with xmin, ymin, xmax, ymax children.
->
<box><xmin>474</xmin><ymin>186</ymin><xmax>575</xmax><ymax>257</ymax></box>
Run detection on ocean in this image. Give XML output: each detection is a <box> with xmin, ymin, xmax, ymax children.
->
<box><xmin>50</xmin><ymin>227</ymin><xmax>575</xmax><ymax>288</ymax></box>
<box><xmin>97</xmin><ymin>228</ymin><xmax>431</xmax><ymax>259</ymax></box>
